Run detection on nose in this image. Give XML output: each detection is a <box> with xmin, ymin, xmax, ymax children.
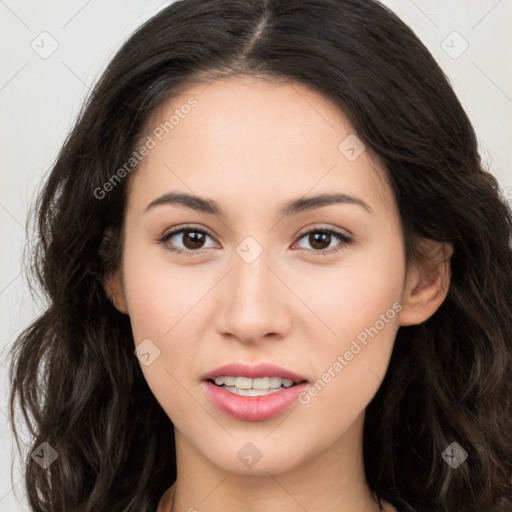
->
<box><xmin>215</xmin><ymin>248</ymin><xmax>293</xmax><ymax>345</ymax></box>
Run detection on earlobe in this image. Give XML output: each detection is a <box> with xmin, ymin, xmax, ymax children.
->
<box><xmin>398</xmin><ymin>240</ymin><xmax>453</xmax><ymax>326</ymax></box>
<box><xmin>104</xmin><ymin>270</ymin><xmax>129</xmax><ymax>314</ymax></box>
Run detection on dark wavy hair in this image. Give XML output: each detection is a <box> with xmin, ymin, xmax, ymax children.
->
<box><xmin>8</xmin><ymin>0</ymin><xmax>512</xmax><ymax>511</ymax></box>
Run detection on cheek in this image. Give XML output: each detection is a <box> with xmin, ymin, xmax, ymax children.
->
<box><xmin>121</xmin><ymin>234</ymin><xmax>203</xmax><ymax>340</ymax></box>
<box><xmin>303</xmin><ymin>235</ymin><xmax>403</xmax><ymax>339</ymax></box>
<box><xmin>322</xmin><ymin>262</ymin><xmax>403</xmax><ymax>346</ymax></box>
<box><xmin>119</xmin><ymin>239</ymin><xmax>202</xmax><ymax>419</ymax></box>
<box><xmin>296</xmin><ymin>241</ymin><xmax>404</xmax><ymax>402</ymax></box>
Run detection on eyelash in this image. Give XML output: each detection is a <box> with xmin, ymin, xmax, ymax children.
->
<box><xmin>157</xmin><ymin>224</ymin><xmax>353</xmax><ymax>256</ymax></box>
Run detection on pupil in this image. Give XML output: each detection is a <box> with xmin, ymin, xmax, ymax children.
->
<box><xmin>184</xmin><ymin>230</ymin><xmax>204</xmax><ymax>249</ymax></box>
<box><xmin>310</xmin><ymin>232</ymin><xmax>330</xmax><ymax>250</ymax></box>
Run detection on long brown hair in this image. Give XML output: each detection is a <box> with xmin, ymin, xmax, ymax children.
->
<box><xmin>9</xmin><ymin>1</ymin><xmax>512</xmax><ymax>511</ymax></box>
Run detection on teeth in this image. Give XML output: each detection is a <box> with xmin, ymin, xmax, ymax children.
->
<box><xmin>235</xmin><ymin>376</ymin><xmax>253</xmax><ymax>389</ymax></box>
<box><xmin>252</xmin><ymin>377</ymin><xmax>271</xmax><ymax>389</ymax></box>
<box><xmin>221</xmin><ymin>386</ymin><xmax>283</xmax><ymax>396</ymax></box>
<box><xmin>213</xmin><ymin>376</ymin><xmax>296</xmax><ymax>389</ymax></box>
<box><xmin>270</xmin><ymin>377</ymin><xmax>286</xmax><ymax>388</ymax></box>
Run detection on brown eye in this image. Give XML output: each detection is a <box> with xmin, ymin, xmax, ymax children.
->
<box><xmin>159</xmin><ymin>226</ymin><xmax>218</xmax><ymax>254</ymax></box>
<box><xmin>178</xmin><ymin>230</ymin><xmax>207</xmax><ymax>250</ymax></box>
<box><xmin>307</xmin><ymin>231</ymin><xmax>332</xmax><ymax>250</ymax></box>
<box><xmin>294</xmin><ymin>227</ymin><xmax>352</xmax><ymax>255</ymax></box>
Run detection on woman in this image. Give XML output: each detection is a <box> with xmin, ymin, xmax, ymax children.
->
<box><xmin>9</xmin><ymin>1</ymin><xmax>512</xmax><ymax>511</ymax></box>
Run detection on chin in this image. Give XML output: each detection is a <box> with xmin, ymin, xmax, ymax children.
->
<box><xmin>202</xmin><ymin>439</ymin><xmax>307</xmax><ymax>476</ymax></box>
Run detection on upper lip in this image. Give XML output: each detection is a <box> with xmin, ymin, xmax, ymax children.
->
<box><xmin>201</xmin><ymin>363</ymin><xmax>309</xmax><ymax>383</ymax></box>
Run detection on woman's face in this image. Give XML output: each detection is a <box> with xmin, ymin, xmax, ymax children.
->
<box><xmin>112</xmin><ymin>76</ymin><xmax>412</xmax><ymax>475</ymax></box>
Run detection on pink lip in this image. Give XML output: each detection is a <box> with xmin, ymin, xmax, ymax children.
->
<box><xmin>202</xmin><ymin>380</ymin><xmax>309</xmax><ymax>421</ymax></box>
<box><xmin>201</xmin><ymin>363</ymin><xmax>309</xmax><ymax>421</ymax></box>
<box><xmin>201</xmin><ymin>362</ymin><xmax>308</xmax><ymax>383</ymax></box>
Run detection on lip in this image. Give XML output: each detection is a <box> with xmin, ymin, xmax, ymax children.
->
<box><xmin>202</xmin><ymin>380</ymin><xmax>309</xmax><ymax>421</ymax></box>
<box><xmin>200</xmin><ymin>362</ymin><xmax>309</xmax><ymax>383</ymax></box>
<box><xmin>201</xmin><ymin>363</ymin><xmax>309</xmax><ymax>422</ymax></box>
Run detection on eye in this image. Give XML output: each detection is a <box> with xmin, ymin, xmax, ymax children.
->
<box><xmin>158</xmin><ymin>224</ymin><xmax>353</xmax><ymax>256</ymax></box>
<box><xmin>158</xmin><ymin>225</ymin><xmax>218</xmax><ymax>255</ymax></box>
<box><xmin>293</xmin><ymin>226</ymin><xmax>353</xmax><ymax>255</ymax></box>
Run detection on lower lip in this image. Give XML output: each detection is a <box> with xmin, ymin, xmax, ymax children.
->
<box><xmin>202</xmin><ymin>380</ymin><xmax>309</xmax><ymax>421</ymax></box>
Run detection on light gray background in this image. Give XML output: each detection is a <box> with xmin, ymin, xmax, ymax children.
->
<box><xmin>1</xmin><ymin>1</ymin><xmax>511</xmax><ymax>510</ymax></box>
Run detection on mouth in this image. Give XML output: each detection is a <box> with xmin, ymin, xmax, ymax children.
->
<box><xmin>207</xmin><ymin>376</ymin><xmax>308</xmax><ymax>397</ymax></box>
<box><xmin>201</xmin><ymin>363</ymin><xmax>310</xmax><ymax>421</ymax></box>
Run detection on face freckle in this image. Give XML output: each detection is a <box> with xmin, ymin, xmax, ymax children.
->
<box><xmin>116</xmin><ymin>75</ymin><xmax>407</xmax><ymax>478</ymax></box>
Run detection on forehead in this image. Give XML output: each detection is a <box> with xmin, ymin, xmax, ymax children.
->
<box><xmin>128</xmin><ymin>76</ymin><xmax>394</xmax><ymax>218</ymax></box>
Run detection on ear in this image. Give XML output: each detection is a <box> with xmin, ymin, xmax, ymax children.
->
<box><xmin>398</xmin><ymin>239</ymin><xmax>453</xmax><ymax>326</ymax></box>
<box><xmin>100</xmin><ymin>229</ymin><xmax>129</xmax><ymax>314</ymax></box>
<box><xmin>104</xmin><ymin>268</ymin><xmax>129</xmax><ymax>314</ymax></box>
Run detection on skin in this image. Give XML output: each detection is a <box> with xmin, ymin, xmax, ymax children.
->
<box><xmin>106</xmin><ymin>76</ymin><xmax>452</xmax><ymax>512</ymax></box>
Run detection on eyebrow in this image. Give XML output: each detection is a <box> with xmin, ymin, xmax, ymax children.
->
<box><xmin>145</xmin><ymin>191</ymin><xmax>372</xmax><ymax>216</ymax></box>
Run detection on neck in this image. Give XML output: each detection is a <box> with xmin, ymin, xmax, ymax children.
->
<box><xmin>160</xmin><ymin>412</ymin><xmax>395</xmax><ymax>512</ymax></box>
